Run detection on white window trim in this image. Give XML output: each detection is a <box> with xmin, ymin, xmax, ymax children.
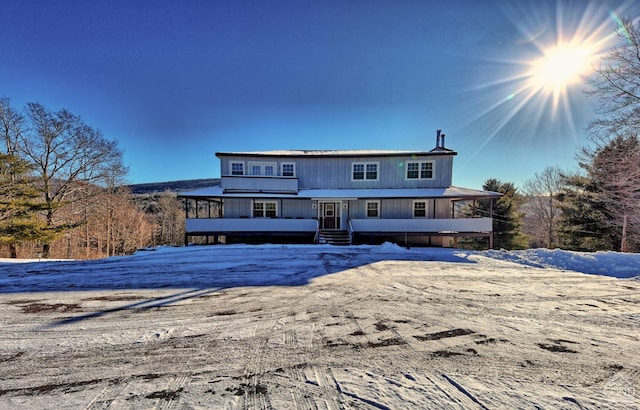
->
<box><xmin>252</xmin><ymin>200</ymin><xmax>278</xmax><ymax>218</ymax></box>
<box><xmin>248</xmin><ymin>161</ymin><xmax>277</xmax><ymax>176</ymax></box>
<box><xmin>413</xmin><ymin>200</ymin><xmax>428</xmax><ymax>218</ymax></box>
<box><xmin>230</xmin><ymin>161</ymin><xmax>245</xmax><ymax>176</ymax></box>
<box><xmin>281</xmin><ymin>162</ymin><xmax>296</xmax><ymax>177</ymax></box>
<box><xmin>352</xmin><ymin>161</ymin><xmax>380</xmax><ymax>181</ymax></box>
<box><xmin>365</xmin><ymin>200</ymin><xmax>380</xmax><ymax>218</ymax></box>
<box><xmin>406</xmin><ymin>160</ymin><xmax>435</xmax><ymax>180</ymax></box>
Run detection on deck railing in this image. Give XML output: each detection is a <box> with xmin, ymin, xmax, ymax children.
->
<box><xmin>221</xmin><ymin>175</ymin><xmax>298</xmax><ymax>193</ymax></box>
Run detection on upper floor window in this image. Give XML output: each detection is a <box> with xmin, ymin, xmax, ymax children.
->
<box><xmin>406</xmin><ymin>161</ymin><xmax>434</xmax><ymax>180</ymax></box>
<box><xmin>353</xmin><ymin>162</ymin><xmax>378</xmax><ymax>181</ymax></box>
<box><xmin>281</xmin><ymin>163</ymin><xmax>295</xmax><ymax>177</ymax></box>
<box><xmin>231</xmin><ymin>161</ymin><xmax>244</xmax><ymax>176</ymax></box>
<box><xmin>248</xmin><ymin>162</ymin><xmax>276</xmax><ymax>176</ymax></box>
<box><xmin>366</xmin><ymin>200</ymin><xmax>380</xmax><ymax>218</ymax></box>
<box><xmin>413</xmin><ymin>201</ymin><xmax>427</xmax><ymax>218</ymax></box>
<box><xmin>253</xmin><ymin>201</ymin><xmax>277</xmax><ymax>218</ymax></box>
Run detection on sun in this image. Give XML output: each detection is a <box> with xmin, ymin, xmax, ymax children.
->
<box><xmin>528</xmin><ymin>42</ymin><xmax>595</xmax><ymax>94</ymax></box>
<box><xmin>524</xmin><ymin>40</ymin><xmax>599</xmax><ymax>113</ymax></box>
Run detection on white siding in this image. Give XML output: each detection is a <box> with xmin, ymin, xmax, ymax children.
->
<box><xmin>223</xmin><ymin>198</ymin><xmax>250</xmax><ymax>218</ymax></box>
<box><xmin>349</xmin><ymin>198</ymin><xmax>449</xmax><ymax>219</ymax></box>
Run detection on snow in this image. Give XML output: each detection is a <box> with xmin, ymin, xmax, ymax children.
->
<box><xmin>2</xmin><ymin>244</ymin><xmax>637</xmax><ymax>293</ymax></box>
<box><xmin>484</xmin><ymin>248</ymin><xmax>640</xmax><ymax>279</ymax></box>
<box><xmin>217</xmin><ymin>149</ymin><xmax>437</xmax><ymax>156</ymax></box>
<box><xmin>1</xmin><ymin>244</ymin><xmax>639</xmax><ymax>408</ymax></box>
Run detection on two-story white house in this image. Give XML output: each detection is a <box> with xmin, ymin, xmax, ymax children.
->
<box><xmin>179</xmin><ymin>131</ymin><xmax>502</xmax><ymax>247</ymax></box>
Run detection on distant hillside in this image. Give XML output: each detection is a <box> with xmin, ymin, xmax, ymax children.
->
<box><xmin>128</xmin><ymin>178</ymin><xmax>220</xmax><ymax>195</ymax></box>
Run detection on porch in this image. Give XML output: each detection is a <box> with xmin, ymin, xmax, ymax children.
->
<box><xmin>184</xmin><ymin>216</ymin><xmax>494</xmax><ymax>247</ymax></box>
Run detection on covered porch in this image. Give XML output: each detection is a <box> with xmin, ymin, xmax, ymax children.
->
<box><xmin>179</xmin><ymin>185</ymin><xmax>501</xmax><ymax>248</ymax></box>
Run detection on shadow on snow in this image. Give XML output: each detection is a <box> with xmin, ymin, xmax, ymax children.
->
<box><xmin>0</xmin><ymin>243</ymin><xmax>477</xmax><ymax>329</ymax></box>
<box><xmin>1</xmin><ymin>244</ymin><xmax>476</xmax><ymax>295</ymax></box>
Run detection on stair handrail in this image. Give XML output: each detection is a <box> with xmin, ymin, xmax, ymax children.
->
<box><xmin>347</xmin><ymin>219</ymin><xmax>354</xmax><ymax>245</ymax></box>
<box><xmin>314</xmin><ymin>219</ymin><xmax>320</xmax><ymax>244</ymax></box>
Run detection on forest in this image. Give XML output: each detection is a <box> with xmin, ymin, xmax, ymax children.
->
<box><xmin>0</xmin><ymin>99</ymin><xmax>188</xmax><ymax>259</ymax></box>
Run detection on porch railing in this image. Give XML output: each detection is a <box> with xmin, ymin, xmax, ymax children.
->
<box><xmin>349</xmin><ymin>218</ymin><xmax>493</xmax><ymax>233</ymax></box>
<box><xmin>186</xmin><ymin>217</ymin><xmax>317</xmax><ymax>233</ymax></box>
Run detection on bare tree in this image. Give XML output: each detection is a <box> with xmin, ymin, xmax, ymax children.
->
<box><xmin>150</xmin><ymin>192</ymin><xmax>186</xmax><ymax>246</ymax></box>
<box><xmin>19</xmin><ymin>102</ymin><xmax>127</xmax><ymax>257</ymax></box>
<box><xmin>522</xmin><ymin>166</ymin><xmax>564</xmax><ymax>248</ymax></box>
<box><xmin>0</xmin><ymin>98</ymin><xmax>24</xmax><ymax>155</ymax></box>
<box><xmin>92</xmin><ymin>187</ymin><xmax>153</xmax><ymax>257</ymax></box>
<box><xmin>587</xmin><ymin>16</ymin><xmax>640</xmax><ymax>139</ymax></box>
<box><xmin>38</xmin><ymin>185</ymin><xmax>153</xmax><ymax>259</ymax></box>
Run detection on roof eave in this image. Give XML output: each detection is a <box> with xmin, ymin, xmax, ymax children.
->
<box><xmin>215</xmin><ymin>150</ymin><xmax>458</xmax><ymax>159</ymax></box>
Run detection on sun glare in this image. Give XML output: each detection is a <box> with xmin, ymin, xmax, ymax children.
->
<box><xmin>529</xmin><ymin>42</ymin><xmax>595</xmax><ymax>92</ymax></box>
<box><xmin>525</xmin><ymin>39</ymin><xmax>600</xmax><ymax>112</ymax></box>
<box><xmin>460</xmin><ymin>1</ymin><xmax>627</xmax><ymax>160</ymax></box>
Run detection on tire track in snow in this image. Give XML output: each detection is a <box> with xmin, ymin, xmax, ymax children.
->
<box><xmin>84</xmin><ymin>378</ymin><xmax>129</xmax><ymax>409</ymax></box>
<box><xmin>441</xmin><ymin>373</ymin><xmax>489</xmax><ymax>410</ymax></box>
<box><xmin>154</xmin><ymin>373</ymin><xmax>190</xmax><ymax>409</ymax></box>
<box><xmin>235</xmin><ymin>297</ymin><xmax>302</xmax><ymax>409</ymax></box>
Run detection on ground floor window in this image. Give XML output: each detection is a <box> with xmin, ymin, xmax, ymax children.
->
<box><xmin>413</xmin><ymin>201</ymin><xmax>427</xmax><ymax>218</ymax></box>
<box><xmin>253</xmin><ymin>201</ymin><xmax>277</xmax><ymax>218</ymax></box>
<box><xmin>366</xmin><ymin>200</ymin><xmax>380</xmax><ymax>218</ymax></box>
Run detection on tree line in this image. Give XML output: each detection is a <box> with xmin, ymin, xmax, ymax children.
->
<box><xmin>463</xmin><ymin>17</ymin><xmax>640</xmax><ymax>253</ymax></box>
<box><xmin>0</xmin><ymin>99</ymin><xmax>185</xmax><ymax>259</ymax></box>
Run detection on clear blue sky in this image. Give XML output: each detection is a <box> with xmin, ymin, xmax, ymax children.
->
<box><xmin>1</xmin><ymin>0</ymin><xmax>638</xmax><ymax>188</ymax></box>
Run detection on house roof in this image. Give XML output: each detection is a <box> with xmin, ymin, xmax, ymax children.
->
<box><xmin>215</xmin><ymin>149</ymin><xmax>457</xmax><ymax>158</ymax></box>
<box><xmin>180</xmin><ymin>185</ymin><xmax>501</xmax><ymax>200</ymax></box>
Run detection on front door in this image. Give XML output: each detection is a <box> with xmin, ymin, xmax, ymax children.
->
<box><xmin>320</xmin><ymin>202</ymin><xmax>340</xmax><ymax>230</ymax></box>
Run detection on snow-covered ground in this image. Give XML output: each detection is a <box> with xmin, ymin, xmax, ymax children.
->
<box><xmin>2</xmin><ymin>244</ymin><xmax>637</xmax><ymax>293</ymax></box>
<box><xmin>484</xmin><ymin>248</ymin><xmax>640</xmax><ymax>279</ymax></box>
<box><xmin>0</xmin><ymin>244</ymin><xmax>639</xmax><ymax>408</ymax></box>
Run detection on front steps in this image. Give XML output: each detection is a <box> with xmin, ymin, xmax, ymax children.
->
<box><xmin>318</xmin><ymin>230</ymin><xmax>351</xmax><ymax>246</ymax></box>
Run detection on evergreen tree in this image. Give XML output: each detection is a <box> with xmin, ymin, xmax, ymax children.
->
<box><xmin>0</xmin><ymin>154</ymin><xmax>51</xmax><ymax>257</ymax></box>
<box><xmin>556</xmin><ymin>173</ymin><xmax>614</xmax><ymax>251</ymax></box>
<box><xmin>590</xmin><ymin>135</ymin><xmax>640</xmax><ymax>251</ymax></box>
<box><xmin>561</xmin><ymin>135</ymin><xmax>640</xmax><ymax>252</ymax></box>
<box><xmin>484</xmin><ymin>179</ymin><xmax>528</xmax><ymax>250</ymax></box>
<box><xmin>460</xmin><ymin>178</ymin><xmax>527</xmax><ymax>250</ymax></box>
